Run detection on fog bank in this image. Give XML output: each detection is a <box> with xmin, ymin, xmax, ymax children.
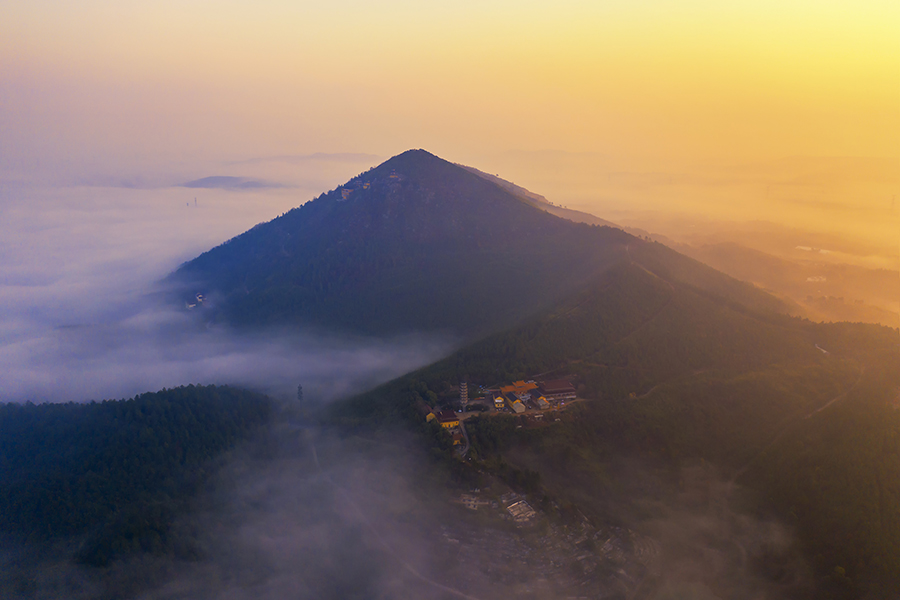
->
<box><xmin>0</xmin><ymin>156</ymin><xmax>456</xmax><ymax>404</ymax></box>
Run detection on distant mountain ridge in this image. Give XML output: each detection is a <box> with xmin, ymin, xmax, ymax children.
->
<box><xmin>181</xmin><ymin>175</ymin><xmax>286</xmax><ymax>190</ymax></box>
<box><xmin>170</xmin><ymin>149</ymin><xmax>786</xmax><ymax>337</ymax></box>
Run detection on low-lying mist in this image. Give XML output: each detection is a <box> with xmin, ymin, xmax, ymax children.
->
<box><xmin>0</xmin><ymin>304</ymin><xmax>453</xmax><ymax>404</ymax></box>
<box><xmin>0</xmin><ymin>156</ymin><xmax>454</xmax><ymax>405</ymax></box>
<box><xmin>0</xmin><ymin>426</ymin><xmax>462</xmax><ymax>600</ymax></box>
<box><xmin>1</xmin><ymin>423</ymin><xmax>816</xmax><ymax>600</ymax></box>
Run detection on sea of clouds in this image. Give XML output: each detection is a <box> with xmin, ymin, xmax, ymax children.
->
<box><xmin>0</xmin><ymin>154</ymin><xmax>455</xmax><ymax>404</ymax></box>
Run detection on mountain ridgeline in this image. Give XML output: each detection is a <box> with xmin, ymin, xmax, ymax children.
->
<box><xmin>170</xmin><ymin>149</ymin><xmax>785</xmax><ymax>336</ymax></box>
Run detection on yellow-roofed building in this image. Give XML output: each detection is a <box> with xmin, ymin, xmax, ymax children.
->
<box><xmin>436</xmin><ymin>410</ymin><xmax>460</xmax><ymax>429</ymax></box>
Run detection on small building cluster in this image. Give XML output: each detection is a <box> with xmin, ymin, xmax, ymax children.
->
<box><xmin>436</xmin><ymin>410</ymin><xmax>460</xmax><ymax>430</ymax></box>
<box><xmin>417</xmin><ymin>401</ymin><xmax>464</xmax><ymax>445</ymax></box>
<box><xmin>415</xmin><ymin>376</ymin><xmax>576</xmax><ymax>447</ymax></box>
<box><xmin>490</xmin><ymin>379</ymin><xmax>576</xmax><ymax>414</ymax></box>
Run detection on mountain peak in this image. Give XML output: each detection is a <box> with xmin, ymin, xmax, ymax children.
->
<box><xmin>169</xmin><ymin>142</ymin><xmax>785</xmax><ymax>337</ymax></box>
<box><xmin>170</xmin><ymin>149</ymin><xmax>639</xmax><ymax>335</ymax></box>
<box><xmin>364</xmin><ymin>149</ymin><xmax>470</xmax><ymax>183</ymax></box>
<box><xmin>385</xmin><ymin>148</ymin><xmax>440</xmax><ymax>164</ymax></box>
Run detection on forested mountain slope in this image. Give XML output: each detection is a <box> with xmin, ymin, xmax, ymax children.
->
<box><xmin>332</xmin><ymin>252</ymin><xmax>900</xmax><ymax>597</ymax></box>
<box><xmin>170</xmin><ymin>150</ymin><xmax>786</xmax><ymax>337</ymax></box>
<box><xmin>0</xmin><ymin>386</ymin><xmax>272</xmax><ymax>567</ymax></box>
<box><xmin>167</xmin><ymin>149</ymin><xmax>900</xmax><ymax>592</ymax></box>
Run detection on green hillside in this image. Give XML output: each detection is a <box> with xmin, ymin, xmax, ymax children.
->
<box><xmin>331</xmin><ymin>254</ymin><xmax>900</xmax><ymax>597</ymax></box>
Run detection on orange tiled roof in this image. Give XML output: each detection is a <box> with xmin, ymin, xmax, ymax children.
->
<box><xmin>499</xmin><ymin>380</ymin><xmax>538</xmax><ymax>395</ymax></box>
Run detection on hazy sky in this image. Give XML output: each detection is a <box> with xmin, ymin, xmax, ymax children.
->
<box><xmin>3</xmin><ymin>1</ymin><xmax>896</xmax><ymax>162</ymax></box>
<box><xmin>3</xmin><ymin>0</ymin><xmax>897</xmax><ymax>246</ymax></box>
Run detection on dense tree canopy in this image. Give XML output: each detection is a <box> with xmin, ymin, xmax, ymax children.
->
<box><xmin>0</xmin><ymin>385</ymin><xmax>272</xmax><ymax>566</ymax></box>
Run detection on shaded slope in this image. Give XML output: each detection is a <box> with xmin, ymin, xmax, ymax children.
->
<box><xmin>459</xmin><ymin>166</ymin><xmax>898</xmax><ymax>327</ymax></box>
<box><xmin>171</xmin><ymin>150</ymin><xmax>635</xmax><ymax>336</ymax></box>
<box><xmin>747</xmin><ymin>359</ymin><xmax>900</xmax><ymax>595</ymax></box>
<box><xmin>171</xmin><ymin>149</ymin><xmax>785</xmax><ymax>338</ymax></box>
<box><xmin>333</xmin><ymin>258</ymin><xmax>824</xmax><ymax>426</ymax></box>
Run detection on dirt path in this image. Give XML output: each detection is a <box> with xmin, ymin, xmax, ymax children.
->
<box><xmin>805</xmin><ymin>364</ymin><xmax>865</xmax><ymax>419</ymax></box>
<box><xmin>457</xmin><ymin>421</ymin><xmax>471</xmax><ymax>457</ymax></box>
<box><xmin>730</xmin><ymin>361</ymin><xmax>865</xmax><ymax>483</ymax></box>
<box><xmin>615</xmin><ymin>244</ymin><xmax>678</xmax><ymax>346</ymax></box>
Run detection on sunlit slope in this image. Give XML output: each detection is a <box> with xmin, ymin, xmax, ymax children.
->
<box><xmin>459</xmin><ymin>164</ymin><xmax>625</xmax><ymax>230</ymax></box>
<box><xmin>676</xmin><ymin>241</ymin><xmax>900</xmax><ymax>326</ymax></box>
<box><xmin>459</xmin><ymin>167</ymin><xmax>900</xmax><ymax>329</ymax></box>
<box><xmin>171</xmin><ymin>149</ymin><xmax>786</xmax><ymax>337</ymax></box>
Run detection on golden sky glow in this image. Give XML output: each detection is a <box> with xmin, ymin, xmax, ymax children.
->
<box><xmin>2</xmin><ymin>1</ymin><xmax>898</xmax><ymax>247</ymax></box>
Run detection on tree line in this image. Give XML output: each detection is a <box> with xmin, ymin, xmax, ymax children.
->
<box><xmin>0</xmin><ymin>385</ymin><xmax>273</xmax><ymax>566</ymax></box>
